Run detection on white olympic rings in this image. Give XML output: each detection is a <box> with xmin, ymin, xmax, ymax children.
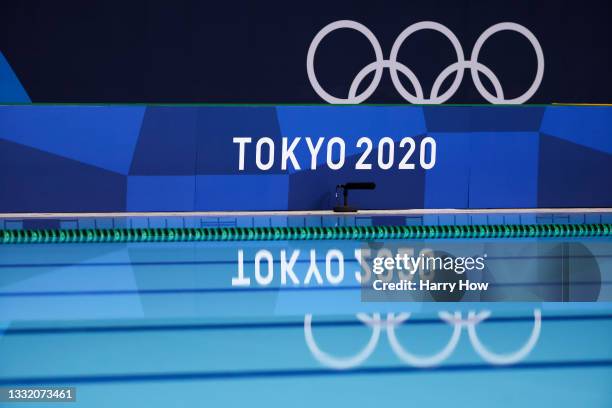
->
<box><xmin>307</xmin><ymin>20</ymin><xmax>544</xmax><ymax>104</ymax></box>
<box><xmin>304</xmin><ymin>309</ymin><xmax>542</xmax><ymax>369</ymax></box>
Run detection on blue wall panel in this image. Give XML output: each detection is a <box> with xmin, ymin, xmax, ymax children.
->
<box><xmin>540</xmin><ymin>107</ymin><xmax>612</xmax><ymax>154</ymax></box>
<box><xmin>127</xmin><ymin>176</ymin><xmax>195</xmax><ymax>212</ymax></box>
<box><xmin>0</xmin><ymin>139</ymin><xmax>126</xmax><ymax>212</ymax></box>
<box><xmin>0</xmin><ymin>106</ymin><xmax>144</xmax><ymax>174</ymax></box>
<box><xmin>0</xmin><ymin>105</ymin><xmax>610</xmax><ymax>212</ymax></box>
<box><xmin>468</xmin><ymin>132</ymin><xmax>539</xmax><ymax>208</ymax></box>
<box><xmin>423</xmin><ymin>106</ymin><xmax>545</xmax><ymax>132</ymax></box>
<box><xmin>538</xmin><ymin>134</ymin><xmax>612</xmax><ymax>208</ymax></box>
<box><xmin>195</xmin><ymin>175</ymin><xmax>288</xmax><ymax>211</ymax></box>
<box><xmin>129</xmin><ymin>107</ymin><xmax>198</xmax><ymax>175</ymax></box>
<box><xmin>424</xmin><ymin>133</ymin><xmax>470</xmax><ymax>208</ymax></box>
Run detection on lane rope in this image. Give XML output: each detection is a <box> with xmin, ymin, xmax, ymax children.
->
<box><xmin>1</xmin><ymin>223</ymin><xmax>611</xmax><ymax>244</ymax></box>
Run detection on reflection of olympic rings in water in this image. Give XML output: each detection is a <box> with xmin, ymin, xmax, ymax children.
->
<box><xmin>304</xmin><ymin>309</ymin><xmax>541</xmax><ymax>369</ymax></box>
<box><xmin>304</xmin><ymin>313</ymin><xmax>383</xmax><ymax>369</ymax></box>
<box><xmin>307</xmin><ymin>20</ymin><xmax>544</xmax><ymax>104</ymax></box>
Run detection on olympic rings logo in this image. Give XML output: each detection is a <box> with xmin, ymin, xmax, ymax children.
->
<box><xmin>307</xmin><ymin>21</ymin><xmax>544</xmax><ymax>104</ymax></box>
<box><xmin>304</xmin><ymin>309</ymin><xmax>541</xmax><ymax>369</ymax></box>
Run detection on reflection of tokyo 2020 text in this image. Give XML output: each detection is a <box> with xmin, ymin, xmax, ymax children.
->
<box><xmin>230</xmin><ymin>248</ymin><xmax>487</xmax><ymax>287</ymax></box>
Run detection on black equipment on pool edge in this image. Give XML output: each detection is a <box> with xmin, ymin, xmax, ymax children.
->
<box><xmin>333</xmin><ymin>182</ymin><xmax>376</xmax><ymax>213</ymax></box>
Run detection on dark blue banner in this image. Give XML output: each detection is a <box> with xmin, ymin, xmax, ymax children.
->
<box><xmin>0</xmin><ymin>0</ymin><xmax>611</xmax><ymax>104</ymax></box>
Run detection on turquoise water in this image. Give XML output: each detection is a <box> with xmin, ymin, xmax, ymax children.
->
<box><xmin>0</xmin><ymin>240</ymin><xmax>611</xmax><ymax>407</ymax></box>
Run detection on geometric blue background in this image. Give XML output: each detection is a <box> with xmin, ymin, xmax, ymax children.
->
<box><xmin>1</xmin><ymin>105</ymin><xmax>611</xmax><ymax>212</ymax></box>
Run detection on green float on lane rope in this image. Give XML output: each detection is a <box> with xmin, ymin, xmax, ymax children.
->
<box><xmin>1</xmin><ymin>223</ymin><xmax>611</xmax><ymax>244</ymax></box>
